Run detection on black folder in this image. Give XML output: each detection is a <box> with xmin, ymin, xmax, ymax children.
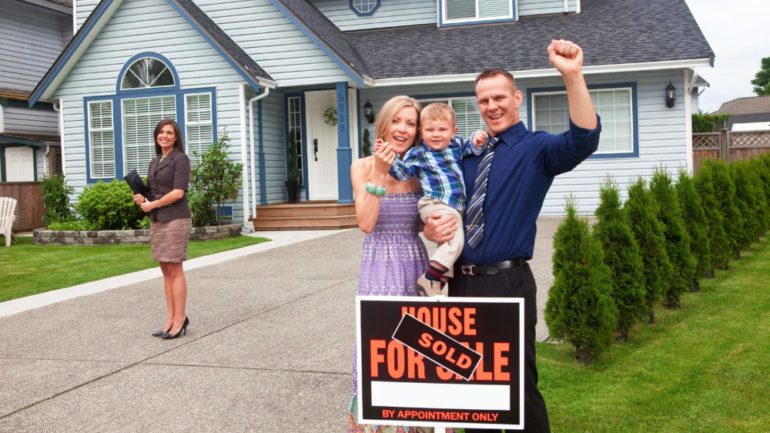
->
<box><xmin>123</xmin><ymin>169</ymin><xmax>150</xmax><ymax>197</ymax></box>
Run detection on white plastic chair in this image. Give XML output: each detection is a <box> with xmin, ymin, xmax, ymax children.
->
<box><xmin>0</xmin><ymin>197</ymin><xmax>17</xmax><ymax>247</ymax></box>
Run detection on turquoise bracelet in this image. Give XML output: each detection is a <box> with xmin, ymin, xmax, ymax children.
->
<box><xmin>365</xmin><ymin>182</ymin><xmax>386</xmax><ymax>197</ymax></box>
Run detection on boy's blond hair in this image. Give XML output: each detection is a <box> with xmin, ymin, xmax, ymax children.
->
<box><xmin>374</xmin><ymin>95</ymin><xmax>422</xmax><ymax>143</ymax></box>
<box><xmin>420</xmin><ymin>102</ymin><xmax>456</xmax><ymax>126</ymax></box>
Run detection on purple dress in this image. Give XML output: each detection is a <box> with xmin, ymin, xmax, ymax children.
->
<box><xmin>348</xmin><ymin>193</ymin><xmax>430</xmax><ymax>432</ymax></box>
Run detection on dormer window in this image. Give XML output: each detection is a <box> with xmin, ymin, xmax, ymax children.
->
<box><xmin>441</xmin><ymin>0</ymin><xmax>514</xmax><ymax>26</ymax></box>
<box><xmin>121</xmin><ymin>57</ymin><xmax>175</xmax><ymax>90</ymax></box>
<box><xmin>350</xmin><ymin>0</ymin><xmax>380</xmax><ymax>16</ymax></box>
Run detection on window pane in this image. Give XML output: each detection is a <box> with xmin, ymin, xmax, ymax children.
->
<box><xmin>533</xmin><ymin>94</ymin><xmax>568</xmax><ymax>135</ymax></box>
<box><xmin>89</xmin><ymin>101</ymin><xmax>116</xmax><ymax>178</ymax></box>
<box><xmin>121</xmin><ymin>57</ymin><xmax>175</xmax><ymax>89</ymax></box>
<box><xmin>450</xmin><ymin>97</ymin><xmax>484</xmax><ymax>139</ymax></box>
<box><xmin>123</xmin><ymin>95</ymin><xmax>176</xmax><ymax>175</ymax></box>
<box><xmin>590</xmin><ymin>88</ymin><xmax>633</xmax><ymax>154</ymax></box>
<box><xmin>186</xmin><ymin>93</ymin><xmax>213</xmax><ymax>160</ymax></box>
<box><xmin>352</xmin><ymin>0</ymin><xmax>378</xmax><ymax>14</ymax></box>
<box><xmin>287</xmin><ymin>96</ymin><xmax>303</xmax><ymax>183</ymax></box>
<box><xmin>447</xmin><ymin>0</ymin><xmax>475</xmax><ymax>19</ymax></box>
<box><xmin>479</xmin><ymin>0</ymin><xmax>510</xmax><ymax>18</ymax></box>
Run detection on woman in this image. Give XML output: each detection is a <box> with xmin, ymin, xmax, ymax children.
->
<box><xmin>133</xmin><ymin>119</ymin><xmax>192</xmax><ymax>340</ymax></box>
<box><xmin>347</xmin><ymin>96</ymin><xmax>437</xmax><ymax>433</ymax></box>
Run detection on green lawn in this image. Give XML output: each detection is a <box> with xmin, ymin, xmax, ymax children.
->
<box><xmin>537</xmin><ymin>236</ymin><xmax>770</xmax><ymax>433</ymax></box>
<box><xmin>0</xmin><ymin>235</ymin><xmax>269</xmax><ymax>302</ymax></box>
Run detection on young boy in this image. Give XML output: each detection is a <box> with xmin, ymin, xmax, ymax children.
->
<box><xmin>389</xmin><ymin>102</ymin><xmax>487</xmax><ymax>296</ymax></box>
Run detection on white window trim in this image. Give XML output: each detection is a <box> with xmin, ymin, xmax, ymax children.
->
<box><xmin>531</xmin><ymin>87</ymin><xmax>634</xmax><ymax>155</ymax></box>
<box><xmin>185</xmin><ymin>92</ymin><xmax>214</xmax><ymax>160</ymax></box>
<box><xmin>87</xmin><ymin>99</ymin><xmax>115</xmax><ymax>179</ymax></box>
<box><xmin>441</xmin><ymin>0</ymin><xmax>513</xmax><ymax>25</ymax></box>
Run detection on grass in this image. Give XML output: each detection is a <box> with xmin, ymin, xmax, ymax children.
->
<box><xmin>536</xmin><ymin>236</ymin><xmax>770</xmax><ymax>433</ymax></box>
<box><xmin>0</xmin><ymin>235</ymin><xmax>269</xmax><ymax>302</ymax></box>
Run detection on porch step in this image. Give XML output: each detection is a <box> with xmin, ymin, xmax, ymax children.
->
<box><xmin>251</xmin><ymin>201</ymin><xmax>358</xmax><ymax>230</ymax></box>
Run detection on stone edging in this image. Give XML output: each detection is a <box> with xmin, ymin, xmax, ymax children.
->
<box><xmin>33</xmin><ymin>223</ymin><xmax>242</xmax><ymax>245</ymax></box>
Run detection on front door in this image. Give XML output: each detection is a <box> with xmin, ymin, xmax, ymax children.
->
<box><xmin>305</xmin><ymin>90</ymin><xmax>339</xmax><ymax>200</ymax></box>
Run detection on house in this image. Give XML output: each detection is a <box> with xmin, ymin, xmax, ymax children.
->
<box><xmin>1</xmin><ymin>0</ymin><xmax>72</xmax><ymax>182</ymax></box>
<box><xmin>29</xmin><ymin>0</ymin><xmax>714</xmax><ymax>228</ymax></box>
<box><xmin>713</xmin><ymin>95</ymin><xmax>770</xmax><ymax>131</ymax></box>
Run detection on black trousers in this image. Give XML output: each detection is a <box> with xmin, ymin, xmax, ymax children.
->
<box><xmin>449</xmin><ymin>263</ymin><xmax>551</xmax><ymax>433</ymax></box>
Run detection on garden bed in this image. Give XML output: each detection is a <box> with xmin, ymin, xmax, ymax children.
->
<box><xmin>33</xmin><ymin>223</ymin><xmax>241</xmax><ymax>245</ymax></box>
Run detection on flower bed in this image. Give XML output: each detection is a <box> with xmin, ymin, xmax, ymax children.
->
<box><xmin>33</xmin><ymin>223</ymin><xmax>241</xmax><ymax>245</ymax></box>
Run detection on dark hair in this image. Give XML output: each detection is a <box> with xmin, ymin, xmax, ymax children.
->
<box><xmin>475</xmin><ymin>68</ymin><xmax>517</xmax><ymax>89</ymax></box>
<box><xmin>154</xmin><ymin>119</ymin><xmax>184</xmax><ymax>156</ymax></box>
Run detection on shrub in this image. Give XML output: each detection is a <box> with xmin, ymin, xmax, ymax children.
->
<box><xmin>676</xmin><ymin>169</ymin><xmax>713</xmax><ymax>280</ymax></box>
<box><xmin>625</xmin><ymin>178</ymin><xmax>672</xmax><ymax>323</ymax></box>
<box><xmin>691</xmin><ymin>111</ymin><xmax>730</xmax><ymax>133</ymax></box>
<box><xmin>593</xmin><ymin>180</ymin><xmax>646</xmax><ymax>340</ymax></box>
<box><xmin>650</xmin><ymin>168</ymin><xmax>697</xmax><ymax>307</ymax></box>
<box><xmin>47</xmin><ymin>219</ymin><xmax>99</xmax><ymax>231</ymax></box>
<box><xmin>41</xmin><ymin>174</ymin><xmax>73</xmax><ymax>224</ymax></box>
<box><xmin>546</xmin><ymin>199</ymin><xmax>617</xmax><ymax>364</ymax></box>
<box><xmin>694</xmin><ymin>164</ymin><xmax>731</xmax><ymax>270</ymax></box>
<box><xmin>75</xmin><ymin>180</ymin><xmax>146</xmax><ymax>230</ymax></box>
<box><xmin>189</xmin><ymin>135</ymin><xmax>243</xmax><ymax>226</ymax></box>
<box><xmin>748</xmin><ymin>159</ymin><xmax>770</xmax><ymax>234</ymax></box>
<box><xmin>708</xmin><ymin>160</ymin><xmax>743</xmax><ymax>257</ymax></box>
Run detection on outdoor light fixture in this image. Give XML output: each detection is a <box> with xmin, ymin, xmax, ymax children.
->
<box><xmin>364</xmin><ymin>100</ymin><xmax>375</xmax><ymax>123</ymax></box>
<box><xmin>665</xmin><ymin>81</ymin><xmax>677</xmax><ymax>108</ymax></box>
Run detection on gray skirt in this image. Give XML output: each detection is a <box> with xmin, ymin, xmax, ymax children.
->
<box><xmin>150</xmin><ymin>218</ymin><xmax>192</xmax><ymax>263</ymax></box>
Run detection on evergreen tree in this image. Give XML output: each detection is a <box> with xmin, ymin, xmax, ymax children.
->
<box><xmin>593</xmin><ymin>180</ymin><xmax>647</xmax><ymax>340</ymax></box>
<box><xmin>749</xmin><ymin>159</ymin><xmax>770</xmax><ymax>234</ymax></box>
<box><xmin>546</xmin><ymin>199</ymin><xmax>617</xmax><ymax>364</ymax></box>
<box><xmin>693</xmin><ymin>164</ymin><xmax>731</xmax><ymax>270</ymax></box>
<box><xmin>650</xmin><ymin>168</ymin><xmax>697</xmax><ymax>307</ymax></box>
<box><xmin>676</xmin><ymin>169</ymin><xmax>713</xmax><ymax>280</ymax></box>
<box><xmin>730</xmin><ymin>161</ymin><xmax>761</xmax><ymax>246</ymax></box>
<box><xmin>709</xmin><ymin>160</ymin><xmax>743</xmax><ymax>258</ymax></box>
<box><xmin>751</xmin><ymin>56</ymin><xmax>770</xmax><ymax>96</ymax></box>
<box><xmin>624</xmin><ymin>178</ymin><xmax>673</xmax><ymax>322</ymax></box>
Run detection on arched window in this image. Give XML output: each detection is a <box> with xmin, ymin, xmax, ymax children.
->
<box><xmin>121</xmin><ymin>57</ymin><xmax>175</xmax><ymax>90</ymax></box>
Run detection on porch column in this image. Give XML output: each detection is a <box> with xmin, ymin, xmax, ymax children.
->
<box><xmin>336</xmin><ymin>82</ymin><xmax>353</xmax><ymax>204</ymax></box>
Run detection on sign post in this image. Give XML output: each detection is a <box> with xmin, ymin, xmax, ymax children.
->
<box><xmin>356</xmin><ymin>296</ymin><xmax>525</xmax><ymax>431</ymax></box>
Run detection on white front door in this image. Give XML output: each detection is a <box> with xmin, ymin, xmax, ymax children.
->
<box><xmin>5</xmin><ymin>147</ymin><xmax>35</xmax><ymax>182</ymax></box>
<box><xmin>305</xmin><ymin>90</ymin><xmax>339</xmax><ymax>200</ymax></box>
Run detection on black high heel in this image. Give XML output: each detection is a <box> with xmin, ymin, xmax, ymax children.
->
<box><xmin>151</xmin><ymin>325</ymin><xmax>172</xmax><ymax>338</ymax></box>
<box><xmin>160</xmin><ymin>317</ymin><xmax>189</xmax><ymax>340</ymax></box>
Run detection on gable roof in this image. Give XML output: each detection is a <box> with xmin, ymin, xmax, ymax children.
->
<box><xmin>278</xmin><ymin>0</ymin><xmax>712</xmax><ymax>84</ymax></box>
<box><xmin>29</xmin><ymin>0</ymin><xmax>275</xmax><ymax>106</ymax></box>
<box><xmin>713</xmin><ymin>96</ymin><xmax>770</xmax><ymax>115</ymax></box>
<box><xmin>269</xmin><ymin>0</ymin><xmax>371</xmax><ymax>85</ymax></box>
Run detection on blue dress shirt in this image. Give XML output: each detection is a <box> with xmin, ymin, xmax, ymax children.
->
<box><xmin>459</xmin><ymin>118</ymin><xmax>601</xmax><ymax>264</ymax></box>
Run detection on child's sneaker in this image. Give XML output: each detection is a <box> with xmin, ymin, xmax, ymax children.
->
<box><xmin>416</xmin><ymin>274</ymin><xmax>445</xmax><ymax>297</ymax></box>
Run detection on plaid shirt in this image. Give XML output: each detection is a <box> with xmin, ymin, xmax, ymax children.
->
<box><xmin>390</xmin><ymin>135</ymin><xmax>485</xmax><ymax>211</ymax></box>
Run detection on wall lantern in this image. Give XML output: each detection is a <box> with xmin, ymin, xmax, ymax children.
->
<box><xmin>363</xmin><ymin>100</ymin><xmax>375</xmax><ymax>123</ymax></box>
<box><xmin>665</xmin><ymin>81</ymin><xmax>677</xmax><ymax>108</ymax></box>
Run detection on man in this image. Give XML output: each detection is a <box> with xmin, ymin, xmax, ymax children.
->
<box><xmin>424</xmin><ymin>39</ymin><xmax>601</xmax><ymax>433</ymax></box>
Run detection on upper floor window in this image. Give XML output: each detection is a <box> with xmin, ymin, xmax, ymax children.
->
<box><xmin>442</xmin><ymin>0</ymin><xmax>513</xmax><ymax>25</ymax></box>
<box><xmin>121</xmin><ymin>57</ymin><xmax>175</xmax><ymax>90</ymax></box>
<box><xmin>350</xmin><ymin>0</ymin><xmax>380</xmax><ymax>16</ymax></box>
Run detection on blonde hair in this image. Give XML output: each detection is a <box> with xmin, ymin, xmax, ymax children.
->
<box><xmin>374</xmin><ymin>95</ymin><xmax>421</xmax><ymax>145</ymax></box>
<box><xmin>420</xmin><ymin>102</ymin><xmax>456</xmax><ymax>126</ymax></box>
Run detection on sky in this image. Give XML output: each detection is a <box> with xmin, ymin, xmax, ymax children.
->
<box><xmin>684</xmin><ymin>0</ymin><xmax>770</xmax><ymax>112</ymax></box>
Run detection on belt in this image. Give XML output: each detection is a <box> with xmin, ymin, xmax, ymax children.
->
<box><xmin>459</xmin><ymin>259</ymin><xmax>528</xmax><ymax>276</ymax></box>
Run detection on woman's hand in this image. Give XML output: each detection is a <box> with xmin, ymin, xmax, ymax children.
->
<box><xmin>133</xmin><ymin>194</ymin><xmax>146</xmax><ymax>205</ymax></box>
<box><xmin>423</xmin><ymin>213</ymin><xmax>458</xmax><ymax>244</ymax></box>
<box><xmin>140</xmin><ymin>200</ymin><xmax>157</xmax><ymax>213</ymax></box>
<box><xmin>373</xmin><ymin>139</ymin><xmax>396</xmax><ymax>175</ymax></box>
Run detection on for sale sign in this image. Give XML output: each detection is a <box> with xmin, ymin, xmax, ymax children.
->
<box><xmin>356</xmin><ymin>296</ymin><xmax>524</xmax><ymax>430</ymax></box>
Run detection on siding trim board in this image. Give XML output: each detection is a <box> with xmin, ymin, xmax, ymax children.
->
<box><xmin>83</xmin><ymin>85</ymin><xmax>218</xmax><ymax>183</ymax></box>
<box><xmin>526</xmin><ymin>82</ymin><xmax>639</xmax><ymax>159</ymax></box>
<box><xmin>268</xmin><ymin>0</ymin><xmax>367</xmax><ymax>87</ymax></box>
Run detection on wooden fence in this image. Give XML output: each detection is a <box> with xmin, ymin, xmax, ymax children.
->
<box><xmin>693</xmin><ymin>129</ymin><xmax>770</xmax><ymax>172</ymax></box>
<box><xmin>0</xmin><ymin>182</ymin><xmax>44</xmax><ymax>232</ymax></box>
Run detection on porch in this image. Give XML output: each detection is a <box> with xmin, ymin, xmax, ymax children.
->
<box><xmin>251</xmin><ymin>201</ymin><xmax>357</xmax><ymax>231</ymax></box>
